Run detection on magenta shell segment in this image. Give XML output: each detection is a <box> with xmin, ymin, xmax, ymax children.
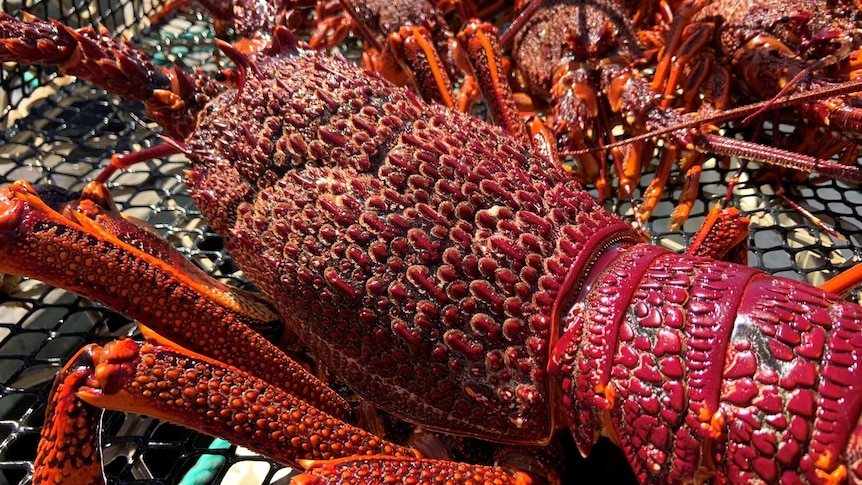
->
<box><xmin>553</xmin><ymin>243</ymin><xmax>862</xmax><ymax>483</ymax></box>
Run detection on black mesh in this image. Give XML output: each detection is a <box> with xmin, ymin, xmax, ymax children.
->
<box><xmin>0</xmin><ymin>1</ymin><xmax>861</xmax><ymax>484</ymax></box>
<box><xmin>0</xmin><ymin>3</ymin><xmax>293</xmax><ymax>483</ymax></box>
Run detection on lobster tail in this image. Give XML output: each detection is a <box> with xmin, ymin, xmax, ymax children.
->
<box><xmin>552</xmin><ymin>243</ymin><xmax>862</xmax><ymax>484</ymax></box>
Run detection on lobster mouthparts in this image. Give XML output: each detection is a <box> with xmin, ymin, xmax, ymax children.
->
<box><xmin>182</xmin><ymin>29</ymin><xmax>641</xmax><ymax>444</ymax></box>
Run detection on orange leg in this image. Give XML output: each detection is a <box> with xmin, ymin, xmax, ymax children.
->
<box><xmin>685</xmin><ymin>203</ymin><xmax>750</xmax><ymax>264</ymax></box>
<box><xmin>33</xmin><ymin>331</ymin><xmax>533</xmax><ymax>485</ymax></box>
<box><xmin>636</xmin><ymin>144</ymin><xmax>678</xmax><ymax>222</ymax></box>
<box><xmin>616</xmin><ymin>140</ymin><xmax>653</xmax><ymax>202</ymax></box>
<box><xmin>455</xmin><ymin>20</ymin><xmax>530</xmax><ymax>144</ymax></box>
<box><xmin>821</xmin><ymin>263</ymin><xmax>862</xmax><ymax>297</ymax></box>
<box><xmin>0</xmin><ymin>181</ymin><xmax>349</xmax><ymax>418</ymax></box>
<box><xmin>658</xmin><ymin>22</ymin><xmax>715</xmax><ymax>108</ymax></box>
<box><xmin>33</xmin><ymin>356</ymin><xmax>104</xmax><ymax>485</ymax></box>
<box><xmin>32</xmin><ymin>332</ymin><xmax>417</xmax><ymax>484</ymax></box>
<box><xmin>668</xmin><ymin>152</ymin><xmax>705</xmax><ymax>230</ymax></box>
<box><xmin>650</xmin><ymin>0</ymin><xmax>707</xmax><ymax>93</ymax></box>
<box><xmin>389</xmin><ymin>25</ymin><xmax>457</xmax><ymax>109</ymax></box>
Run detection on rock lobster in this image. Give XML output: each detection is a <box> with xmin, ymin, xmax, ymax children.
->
<box><xmin>1</xmin><ymin>10</ymin><xmax>862</xmax><ymax>485</ymax></box>
<box><xmin>155</xmin><ymin>0</ymin><xmax>862</xmax><ymax>230</ymax></box>
<box><xmin>500</xmin><ymin>0</ymin><xmax>862</xmax><ymax>228</ymax></box>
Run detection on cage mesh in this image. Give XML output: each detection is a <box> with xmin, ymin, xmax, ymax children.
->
<box><xmin>0</xmin><ymin>1</ymin><xmax>861</xmax><ymax>484</ymax></box>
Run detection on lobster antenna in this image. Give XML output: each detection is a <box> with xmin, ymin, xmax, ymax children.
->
<box><xmin>563</xmin><ymin>77</ymin><xmax>862</xmax><ymax>155</ymax></box>
<box><xmin>159</xmin><ymin>135</ymin><xmax>191</xmax><ymax>155</ymax></box>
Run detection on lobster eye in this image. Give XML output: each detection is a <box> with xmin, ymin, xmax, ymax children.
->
<box><xmin>779</xmin><ymin>15</ymin><xmax>791</xmax><ymax>22</ymax></box>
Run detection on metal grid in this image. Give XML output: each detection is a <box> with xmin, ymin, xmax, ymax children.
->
<box><xmin>0</xmin><ymin>2</ymin><xmax>295</xmax><ymax>483</ymax></box>
<box><xmin>0</xmin><ymin>1</ymin><xmax>860</xmax><ymax>484</ymax></box>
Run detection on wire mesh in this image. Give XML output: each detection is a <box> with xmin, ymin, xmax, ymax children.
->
<box><xmin>0</xmin><ymin>1</ymin><xmax>860</xmax><ymax>484</ymax></box>
<box><xmin>0</xmin><ymin>2</ymin><xmax>295</xmax><ymax>483</ymax></box>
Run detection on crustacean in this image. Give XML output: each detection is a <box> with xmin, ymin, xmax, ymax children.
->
<box><xmin>488</xmin><ymin>0</ymin><xmax>862</xmax><ymax>230</ymax></box>
<box><xmin>148</xmin><ymin>0</ymin><xmax>862</xmax><ymax>232</ymax></box>
<box><xmin>281</xmin><ymin>0</ymin><xmax>862</xmax><ymax>237</ymax></box>
<box><xmin>273</xmin><ymin>0</ymin><xmax>525</xmax><ymax>141</ymax></box>
<box><xmin>653</xmin><ymin>0</ymin><xmax>862</xmax><ymax>117</ymax></box>
<box><xmin>150</xmin><ymin>0</ymin><xmax>288</xmax><ymax>51</ymax></box>
<box><xmin>305</xmin><ymin>0</ymin><xmax>468</xmax><ymax>110</ymax></box>
<box><xmin>2</xmin><ymin>11</ymin><xmax>862</xmax><ymax>485</ymax></box>
<box><xmin>649</xmin><ymin>0</ymin><xmax>862</xmax><ymax>196</ymax></box>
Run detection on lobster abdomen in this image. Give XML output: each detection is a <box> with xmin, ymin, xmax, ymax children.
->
<box><xmin>553</xmin><ymin>243</ymin><xmax>862</xmax><ymax>484</ymax></box>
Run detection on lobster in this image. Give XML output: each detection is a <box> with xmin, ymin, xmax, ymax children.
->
<box><xmin>651</xmin><ymin>0</ymin><xmax>862</xmax><ymax>180</ymax></box>
<box><xmin>150</xmin><ymin>0</ymin><xmax>295</xmax><ymax>52</ymax></box>
<box><xmin>288</xmin><ymin>0</ymin><xmax>862</xmax><ymax>236</ymax></box>
<box><xmin>309</xmin><ymin>0</ymin><xmax>466</xmax><ymax>109</ymax></box>
<box><xmin>473</xmin><ymin>0</ymin><xmax>862</xmax><ymax>227</ymax></box>
<box><xmin>1</xmin><ymin>11</ymin><xmax>862</xmax><ymax>485</ymax></box>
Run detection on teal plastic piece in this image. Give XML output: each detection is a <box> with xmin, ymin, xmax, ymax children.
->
<box><xmin>178</xmin><ymin>438</ymin><xmax>231</xmax><ymax>485</ymax></box>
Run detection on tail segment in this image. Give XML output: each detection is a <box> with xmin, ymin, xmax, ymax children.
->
<box><xmin>553</xmin><ymin>243</ymin><xmax>862</xmax><ymax>484</ymax></box>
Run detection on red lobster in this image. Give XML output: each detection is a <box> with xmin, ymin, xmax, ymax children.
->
<box><xmin>652</xmin><ymin>0</ymin><xmax>862</xmax><ymax>176</ymax></box>
<box><xmin>301</xmin><ymin>0</ymin><xmax>862</xmax><ymax>235</ymax></box>
<box><xmin>499</xmin><ymin>0</ymin><xmax>862</xmax><ymax>228</ymax></box>
<box><xmin>1</xmin><ymin>12</ymin><xmax>862</xmax><ymax>485</ymax></box>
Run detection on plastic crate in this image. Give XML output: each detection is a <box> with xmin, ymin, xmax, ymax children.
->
<box><xmin>0</xmin><ymin>2</ymin><xmax>861</xmax><ymax>484</ymax></box>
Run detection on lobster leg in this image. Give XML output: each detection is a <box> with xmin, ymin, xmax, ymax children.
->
<box><xmin>305</xmin><ymin>1</ymin><xmax>354</xmax><ymax>49</ymax></box>
<box><xmin>453</xmin><ymin>17</ymin><xmax>602</xmax><ymax>181</ymax></box>
<box><xmin>649</xmin><ymin>0</ymin><xmax>707</xmax><ymax>94</ymax></box>
<box><xmin>685</xmin><ymin>204</ymin><xmax>750</xmax><ymax>263</ymax></box>
<box><xmin>821</xmin><ymin>263</ymin><xmax>862</xmax><ymax>297</ymax></box>
<box><xmin>333</xmin><ymin>0</ymin><xmax>469</xmax><ymax>110</ymax></box>
<box><xmin>55</xmin><ymin>180</ymin><xmax>277</xmax><ymax>327</ymax></box>
<box><xmin>455</xmin><ymin>20</ymin><xmax>531</xmax><ymax>145</ymax></box>
<box><xmin>32</xmin><ymin>330</ymin><xmax>420</xmax><ymax>485</ymax></box>
<box><xmin>387</xmin><ymin>24</ymin><xmax>458</xmax><ymax>109</ymax></box>
<box><xmin>33</xmin><ymin>348</ymin><xmax>105</xmax><ymax>485</ymax></box>
<box><xmin>35</xmin><ymin>325</ymin><xmax>536</xmax><ymax>485</ymax></box>
<box><xmin>656</xmin><ymin>21</ymin><xmax>715</xmax><ymax>109</ymax></box>
<box><xmin>0</xmin><ymin>181</ymin><xmax>351</xmax><ymax>419</ymax></box>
